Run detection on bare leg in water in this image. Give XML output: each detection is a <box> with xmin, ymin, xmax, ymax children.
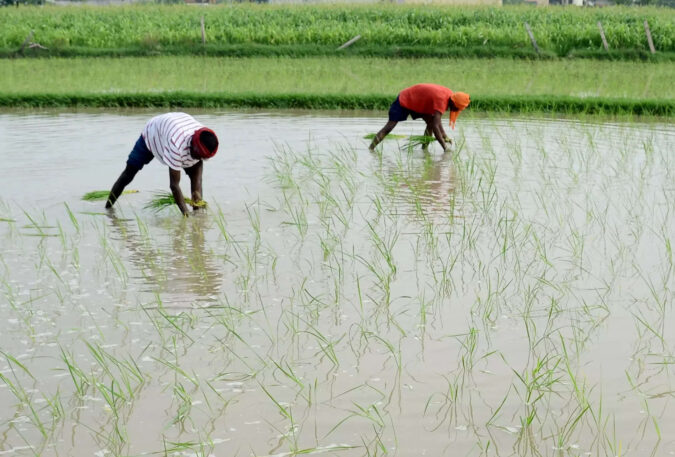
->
<box><xmin>105</xmin><ymin>164</ymin><xmax>140</xmax><ymax>209</ymax></box>
<box><xmin>369</xmin><ymin>120</ymin><xmax>398</xmax><ymax>151</ymax></box>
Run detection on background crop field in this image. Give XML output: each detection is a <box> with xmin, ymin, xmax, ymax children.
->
<box><xmin>1</xmin><ymin>5</ymin><xmax>673</xmax><ymax>58</ymax></box>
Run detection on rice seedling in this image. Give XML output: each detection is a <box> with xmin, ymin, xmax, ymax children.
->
<box><xmin>144</xmin><ymin>191</ymin><xmax>206</xmax><ymax>212</ymax></box>
<box><xmin>82</xmin><ymin>189</ymin><xmax>138</xmax><ymax>201</ymax></box>
<box><xmin>363</xmin><ymin>133</ymin><xmax>408</xmax><ymax>141</ymax></box>
<box><xmin>402</xmin><ymin>135</ymin><xmax>437</xmax><ymax>150</ymax></box>
<box><xmin>0</xmin><ymin>351</ymin><xmax>49</xmax><ymax>439</ymax></box>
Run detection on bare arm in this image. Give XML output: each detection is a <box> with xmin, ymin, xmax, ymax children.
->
<box><xmin>431</xmin><ymin>112</ymin><xmax>449</xmax><ymax>151</ymax></box>
<box><xmin>169</xmin><ymin>168</ymin><xmax>190</xmax><ymax>216</ymax></box>
<box><xmin>185</xmin><ymin>160</ymin><xmax>203</xmax><ymax>208</ymax></box>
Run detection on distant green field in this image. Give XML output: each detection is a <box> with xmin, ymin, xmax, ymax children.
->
<box><xmin>0</xmin><ymin>5</ymin><xmax>673</xmax><ymax>59</ymax></box>
<box><xmin>2</xmin><ymin>56</ymin><xmax>673</xmax><ymax>100</ymax></box>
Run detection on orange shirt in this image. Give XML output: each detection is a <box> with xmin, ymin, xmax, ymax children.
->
<box><xmin>399</xmin><ymin>84</ymin><xmax>454</xmax><ymax>115</ymax></box>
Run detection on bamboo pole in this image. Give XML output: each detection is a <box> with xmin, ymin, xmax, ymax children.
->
<box><xmin>337</xmin><ymin>35</ymin><xmax>361</xmax><ymax>50</ymax></box>
<box><xmin>524</xmin><ymin>22</ymin><xmax>540</xmax><ymax>55</ymax></box>
<box><xmin>597</xmin><ymin>21</ymin><xmax>609</xmax><ymax>52</ymax></box>
<box><xmin>643</xmin><ymin>20</ymin><xmax>656</xmax><ymax>54</ymax></box>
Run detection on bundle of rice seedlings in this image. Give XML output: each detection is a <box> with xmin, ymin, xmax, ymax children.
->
<box><xmin>364</xmin><ymin>133</ymin><xmax>436</xmax><ymax>149</ymax></box>
<box><xmin>363</xmin><ymin>133</ymin><xmax>408</xmax><ymax>140</ymax></box>
<box><xmin>403</xmin><ymin>135</ymin><xmax>436</xmax><ymax>149</ymax></box>
<box><xmin>82</xmin><ymin>190</ymin><xmax>138</xmax><ymax>201</ymax></box>
<box><xmin>144</xmin><ymin>191</ymin><xmax>207</xmax><ymax>212</ymax></box>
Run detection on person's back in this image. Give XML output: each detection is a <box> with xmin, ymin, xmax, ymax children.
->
<box><xmin>399</xmin><ymin>84</ymin><xmax>454</xmax><ymax>116</ymax></box>
<box><xmin>142</xmin><ymin>112</ymin><xmax>204</xmax><ymax>170</ymax></box>
<box><xmin>106</xmin><ymin>112</ymin><xmax>219</xmax><ymax>216</ymax></box>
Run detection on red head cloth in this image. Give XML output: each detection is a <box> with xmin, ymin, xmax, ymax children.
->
<box><xmin>192</xmin><ymin>127</ymin><xmax>218</xmax><ymax>159</ymax></box>
<box><xmin>449</xmin><ymin>92</ymin><xmax>471</xmax><ymax>130</ymax></box>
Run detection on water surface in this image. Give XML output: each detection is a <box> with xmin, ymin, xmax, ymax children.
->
<box><xmin>0</xmin><ymin>109</ymin><xmax>674</xmax><ymax>457</ymax></box>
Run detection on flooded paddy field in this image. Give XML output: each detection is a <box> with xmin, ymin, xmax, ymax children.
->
<box><xmin>0</xmin><ymin>110</ymin><xmax>674</xmax><ymax>456</ymax></box>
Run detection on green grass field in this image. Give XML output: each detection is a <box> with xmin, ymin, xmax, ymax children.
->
<box><xmin>1</xmin><ymin>56</ymin><xmax>672</xmax><ymax>115</ymax></box>
<box><xmin>2</xmin><ymin>56</ymin><xmax>673</xmax><ymax>99</ymax></box>
<box><xmin>1</xmin><ymin>5</ymin><xmax>673</xmax><ymax>59</ymax></box>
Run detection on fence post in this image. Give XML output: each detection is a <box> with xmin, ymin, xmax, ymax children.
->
<box><xmin>200</xmin><ymin>16</ymin><xmax>206</xmax><ymax>45</ymax></box>
<box><xmin>524</xmin><ymin>22</ymin><xmax>540</xmax><ymax>55</ymax></box>
<box><xmin>643</xmin><ymin>20</ymin><xmax>656</xmax><ymax>54</ymax></box>
<box><xmin>597</xmin><ymin>21</ymin><xmax>609</xmax><ymax>52</ymax></box>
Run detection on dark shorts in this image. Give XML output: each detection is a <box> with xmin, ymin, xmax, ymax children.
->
<box><xmin>388</xmin><ymin>96</ymin><xmax>424</xmax><ymax>122</ymax></box>
<box><xmin>126</xmin><ymin>135</ymin><xmax>154</xmax><ymax>171</ymax></box>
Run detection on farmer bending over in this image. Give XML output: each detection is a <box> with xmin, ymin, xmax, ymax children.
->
<box><xmin>106</xmin><ymin>112</ymin><xmax>219</xmax><ymax>216</ymax></box>
<box><xmin>369</xmin><ymin>84</ymin><xmax>470</xmax><ymax>152</ymax></box>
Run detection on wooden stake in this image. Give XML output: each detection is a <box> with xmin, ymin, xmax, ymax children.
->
<box><xmin>200</xmin><ymin>16</ymin><xmax>206</xmax><ymax>45</ymax></box>
<box><xmin>337</xmin><ymin>35</ymin><xmax>361</xmax><ymax>50</ymax></box>
<box><xmin>644</xmin><ymin>20</ymin><xmax>656</xmax><ymax>54</ymax></box>
<box><xmin>597</xmin><ymin>21</ymin><xmax>609</xmax><ymax>52</ymax></box>
<box><xmin>524</xmin><ymin>22</ymin><xmax>540</xmax><ymax>55</ymax></box>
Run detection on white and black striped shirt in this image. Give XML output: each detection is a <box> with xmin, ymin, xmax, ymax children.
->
<box><xmin>142</xmin><ymin>113</ymin><xmax>203</xmax><ymax>171</ymax></box>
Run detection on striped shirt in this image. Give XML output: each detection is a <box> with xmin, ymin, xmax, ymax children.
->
<box><xmin>141</xmin><ymin>113</ymin><xmax>203</xmax><ymax>171</ymax></box>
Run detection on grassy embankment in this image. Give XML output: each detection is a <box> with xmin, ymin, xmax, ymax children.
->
<box><xmin>1</xmin><ymin>57</ymin><xmax>673</xmax><ymax>115</ymax></box>
<box><xmin>0</xmin><ymin>5</ymin><xmax>673</xmax><ymax>60</ymax></box>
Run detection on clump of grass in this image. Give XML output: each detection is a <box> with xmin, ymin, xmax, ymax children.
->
<box><xmin>82</xmin><ymin>190</ymin><xmax>138</xmax><ymax>201</ymax></box>
<box><xmin>144</xmin><ymin>191</ymin><xmax>206</xmax><ymax>212</ymax></box>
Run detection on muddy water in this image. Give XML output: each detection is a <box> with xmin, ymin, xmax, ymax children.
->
<box><xmin>0</xmin><ymin>109</ymin><xmax>674</xmax><ymax>457</ymax></box>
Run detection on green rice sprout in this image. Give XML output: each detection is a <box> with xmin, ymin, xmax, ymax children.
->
<box><xmin>363</xmin><ymin>133</ymin><xmax>408</xmax><ymax>140</ymax></box>
<box><xmin>144</xmin><ymin>191</ymin><xmax>207</xmax><ymax>212</ymax></box>
<box><xmin>403</xmin><ymin>135</ymin><xmax>436</xmax><ymax>149</ymax></box>
<box><xmin>82</xmin><ymin>190</ymin><xmax>139</xmax><ymax>201</ymax></box>
<box><xmin>364</xmin><ymin>133</ymin><xmax>436</xmax><ymax>149</ymax></box>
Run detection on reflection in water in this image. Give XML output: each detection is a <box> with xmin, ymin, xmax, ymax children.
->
<box><xmin>106</xmin><ymin>211</ymin><xmax>222</xmax><ymax>306</ymax></box>
<box><xmin>376</xmin><ymin>148</ymin><xmax>458</xmax><ymax>219</ymax></box>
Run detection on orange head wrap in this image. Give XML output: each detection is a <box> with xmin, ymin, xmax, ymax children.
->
<box><xmin>192</xmin><ymin>127</ymin><xmax>218</xmax><ymax>159</ymax></box>
<box><xmin>449</xmin><ymin>92</ymin><xmax>470</xmax><ymax>130</ymax></box>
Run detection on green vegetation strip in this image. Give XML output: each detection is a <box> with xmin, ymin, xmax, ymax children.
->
<box><xmin>2</xmin><ymin>57</ymin><xmax>673</xmax><ymax>100</ymax></box>
<box><xmin>1</xmin><ymin>5</ymin><xmax>673</xmax><ymax>59</ymax></box>
<box><xmin>1</xmin><ymin>93</ymin><xmax>671</xmax><ymax>116</ymax></box>
<box><xmin>6</xmin><ymin>43</ymin><xmax>675</xmax><ymax>62</ymax></box>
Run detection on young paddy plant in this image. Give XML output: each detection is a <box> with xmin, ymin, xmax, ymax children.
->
<box><xmin>0</xmin><ymin>351</ymin><xmax>50</xmax><ymax>441</ymax></box>
<box><xmin>144</xmin><ymin>191</ymin><xmax>207</xmax><ymax>212</ymax></box>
